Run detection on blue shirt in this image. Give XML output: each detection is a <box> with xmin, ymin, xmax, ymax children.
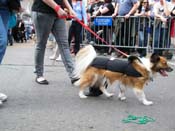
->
<box><xmin>72</xmin><ymin>1</ymin><xmax>87</xmax><ymax>25</ymax></box>
<box><xmin>117</xmin><ymin>0</ymin><xmax>138</xmax><ymax>16</ymax></box>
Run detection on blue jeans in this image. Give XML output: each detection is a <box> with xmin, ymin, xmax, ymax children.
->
<box><xmin>138</xmin><ymin>30</ymin><xmax>148</xmax><ymax>56</ymax></box>
<box><xmin>154</xmin><ymin>23</ymin><xmax>170</xmax><ymax>55</ymax></box>
<box><xmin>0</xmin><ymin>9</ymin><xmax>9</xmax><ymax>64</ymax></box>
<box><xmin>32</xmin><ymin>12</ymin><xmax>76</xmax><ymax>79</ymax></box>
<box><xmin>139</xmin><ymin>31</ymin><xmax>148</xmax><ymax>47</ymax></box>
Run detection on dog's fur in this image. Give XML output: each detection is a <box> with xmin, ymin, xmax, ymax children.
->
<box><xmin>74</xmin><ymin>45</ymin><xmax>173</xmax><ymax>105</ymax></box>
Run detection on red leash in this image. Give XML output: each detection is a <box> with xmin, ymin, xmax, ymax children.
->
<box><xmin>60</xmin><ymin>15</ymin><xmax>129</xmax><ymax>57</ymax></box>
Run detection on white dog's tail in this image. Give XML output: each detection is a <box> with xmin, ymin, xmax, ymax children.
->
<box><xmin>74</xmin><ymin>45</ymin><xmax>97</xmax><ymax>78</ymax></box>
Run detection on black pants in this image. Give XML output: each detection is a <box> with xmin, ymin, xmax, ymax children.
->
<box><xmin>68</xmin><ymin>21</ymin><xmax>82</xmax><ymax>54</ymax></box>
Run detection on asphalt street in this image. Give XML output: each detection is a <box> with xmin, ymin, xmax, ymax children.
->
<box><xmin>0</xmin><ymin>41</ymin><xmax>175</xmax><ymax>131</ymax></box>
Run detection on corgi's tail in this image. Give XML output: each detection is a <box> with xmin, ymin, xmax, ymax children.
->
<box><xmin>74</xmin><ymin>45</ymin><xmax>96</xmax><ymax>79</ymax></box>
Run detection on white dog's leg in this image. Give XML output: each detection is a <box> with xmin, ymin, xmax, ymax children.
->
<box><xmin>133</xmin><ymin>88</ymin><xmax>153</xmax><ymax>106</ymax></box>
<box><xmin>118</xmin><ymin>84</ymin><xmax>126</xmax><ymax>101</ymax></box>
<box><xmin>100</xmin><ymin>86</ymin><xmax>114</xmax><ymax>97</ymax></box>
<box><xmin>79</xmin><ymin>90</ymin><xmax>87</xmax><ymax>99</ymax></box>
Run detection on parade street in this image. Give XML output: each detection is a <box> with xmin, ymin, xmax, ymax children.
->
<box><xmin>0</xmin><ymin>41</ymin><xmax>175</xmax><ymax>131</ymax></box>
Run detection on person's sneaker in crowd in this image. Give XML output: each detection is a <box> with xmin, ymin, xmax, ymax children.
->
<box><xmin>0</xmin><ymin>93</ymin><xmax>8</xmax><ymax>102</ymax></box>
<box><xmin>49</xmin><ymin>55</ymin><xmax>57</xmax><ymax>60</ymax></box>
<box><xmin>56</xmin><ymin>55</ymin><xmax>62</xmax><ymax>61</ymax></box>
<box><xmin>0</xmin><ymin>100</ymin><xmax>3</xmax><ymax>105</ymax></box>
<box><xmin>35</xmin><ymin>76</ymin><xmax>49</xmax><ymax>85</ymax></box>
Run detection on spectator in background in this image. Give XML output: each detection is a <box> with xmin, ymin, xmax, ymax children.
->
<box><xmin>18</xmin><ymin>19</ymin><xmax>26</xmax><ymax>43</ymax></box>
<box><xmin>85</xmin><ymin>0</ymin><xmax>97</xmax><ymax>42</ymax></box>
<box><xmin>170</xmin><ymin>0</ymin><xmax>175</xmax><ymax>51</ymax></box>
<box><xmin>49</xmin><ymin>33</ymin><xmax>62</xmax><ymax>61</ymax></box>
<box><xmin>169</xmin><ymin>0</ymin><xmax>175</xmax><ymax>48</ymax></box>
<box><xmin>112</xmin><ymin>0</ymin><xmax>138</xmax><ymax>56</ymax></box>
<box><xmin>135</xmin><ymin>0</ymin><xmax>151</xmax><ymax>56</ymax></box>
<box><xmin>92</xmin><ymin>0</ymin><xmax>115</xmax><ymax>17</ymax></box>
<box><xmin>92</xmin><ymin>0</ymin><xmax>115</xmax><ymax>54</ymax></box>
<box><xmin>7</xmin><ymin>29</ymin><xmax>13</xmax><ymax>46</ymax></box>
<box><xmin>68</xmin><ymin>0</ymin><xmax>87</xmax><ymax>54</ymax></box>
<box><xmin>24</xmin><ymin>20</ymin><xmax>33</xmax><ymax>40</ymax></box>
<box><xmin>87</xmin><ymin>0</ymin><xmax>97</xmax><ymax>16</ymax></box>
<box><xmin>87</xmin><ymin>0</ymin><xmax>104</xmax><ymax>43</ymax></box>
<box><xmin>170</xmin><ymin>0</ymin><xmax>175</xmax><ymax>17</ymax></box>
<box><xmin>89</xmin><ymin>0</ymin><xmax>104</xmax><ymax>16</ymax></box>
<box><xmin>7</xmin><ymin>11</ymin><xmax>18</xmax><ymax>46</ymax></box>
<box><xmin>153</xmin><ymin>0</ymin><xmax>172</xmax><ymax>55</ymax></box>
<box><xmin>49</xmin><ymin>44</ymin><xmax>62</xmax><ymax>61</ymax></box>
<box><xmin>12</xmin><ymin>19</ymin><xmax>20</xmax><ymax>43</ymax></box>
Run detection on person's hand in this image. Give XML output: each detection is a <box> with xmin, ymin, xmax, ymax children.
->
<box><xmin>124</xmin><ymin>13</ymin><xmax>130</xmax><ymax>19</ymax></box>
<box><xmin>92</xmin><ymin>10</ymin><xmax>98</xmax><ymax>17</ymax></box>
<box><xmin>160</xmin><ymin>16</ymin><xmax>167</xmax><ymax>22</ymax></box>
<box><xmin>91</xmin><ymin>14</ymin><xmax>96</xmax><ymax>18</ymax></box>
<box><xmin>64</xmin><ymin>8</ymin><xmax>69</xmax><ymax>13</ymax></box>
<box><xmin>112</xmin><ymin>13</ymin><xmax>117</xmax><ymax>17</ymax></box>
<box><xmin>56</xmin><ymin>8</ymin><xmax>68</xmax><ymax>18</ymax></box>
<box><xmin>99</xmin><ymin>5</ymin><xmax>103</xmax><ymax>11</ymax></box>
<box><xmin>69</xmin><ymin>9</ymin><xmax>77</xmax><ymax>18</ymax></box>
<box><xmin>144</xmin><ymin>12</ymin><xmax>150</xmax><ymax>17</ymax></box>
<box><xmin>172</xmin><ymin>9</ymin><xmax>175</xmax><ymax>15</ymax></box>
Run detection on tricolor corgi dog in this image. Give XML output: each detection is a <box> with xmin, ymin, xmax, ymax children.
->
<box><xmin>73</xmin><ymin>45</ymin><xmax>173</xmax><ymax>105</ymax></box>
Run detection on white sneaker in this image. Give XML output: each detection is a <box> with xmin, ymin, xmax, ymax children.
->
<box><xmin>49</xmin><ymin>55</ymin><xmax>57</xmax><ymax>60</ymax></box>
<box><xmin>56</xmin><ymin>55</ymin><xmax>62</xmax><ymax>61</ymax></box>
<box><xmin>0</xmin><ymin>93</ymin><xmax>8</xmax><ymax>102</ymax></box>
<box><xmin>0</xmin><ymin>100</ymin><xmax>3</xmax><ymax>105</ymax></box>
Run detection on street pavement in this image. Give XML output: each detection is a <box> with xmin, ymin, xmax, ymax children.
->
<box><xmin>0</xmin><ymin>41</ymin><xmax>175</xmax><ymax>131</ymax></box>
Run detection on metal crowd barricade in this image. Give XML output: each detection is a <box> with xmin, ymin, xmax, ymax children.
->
<box><xmin>81</xmin><ymin>16</ymin><xmax>175</xmax><ymax>56</ymax></box>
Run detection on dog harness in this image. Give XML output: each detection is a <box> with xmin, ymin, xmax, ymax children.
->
<box><xmin>90</xmin><ymin>57</ymin><xmax>142</xmax><ymax>77</ymax></box>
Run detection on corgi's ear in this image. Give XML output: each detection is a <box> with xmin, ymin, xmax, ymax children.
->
<box><xmin>150</xmin><ymin>53</ymin><xmax>160</xmax><ymax>63</ymax></box>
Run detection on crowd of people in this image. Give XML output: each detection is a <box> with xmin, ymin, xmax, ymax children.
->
<box><xmin>85</xmin><ymin>0</ymin><xmax>175</xmax><ymax>57</ymax></box>
<box><xmin>52</xmin><ymin>0</ymin><xmax>175</xmax><ymax>57</ymax></box>
<box><xmin>8</xmin><ymin>18</ymin><xmax>35</xmax><ymax>46</ymax></box>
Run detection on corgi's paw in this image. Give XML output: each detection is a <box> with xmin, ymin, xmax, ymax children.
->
<box><xmin>79</xmin><ymin>91</ymin><xmax>87</xmax><ymax>99</ymax></box>
<box><xmin>118</xmin><ymin>93</ymin><xmax>126</xmax><ymax>101</ymax></box>
<box><xmin>119</xmin><ymin>96</ymin><xmax>126</xmax><ymax>101</ymax></box>
<box><xmin>107</xmin><ymin>93</ymin><xmax>114</xmax><ymax>97</ymax></box>
<box><xmin>143</xmin><ymin>100</ymin><xmax>153</xmax><ymax>106</ymax></box>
